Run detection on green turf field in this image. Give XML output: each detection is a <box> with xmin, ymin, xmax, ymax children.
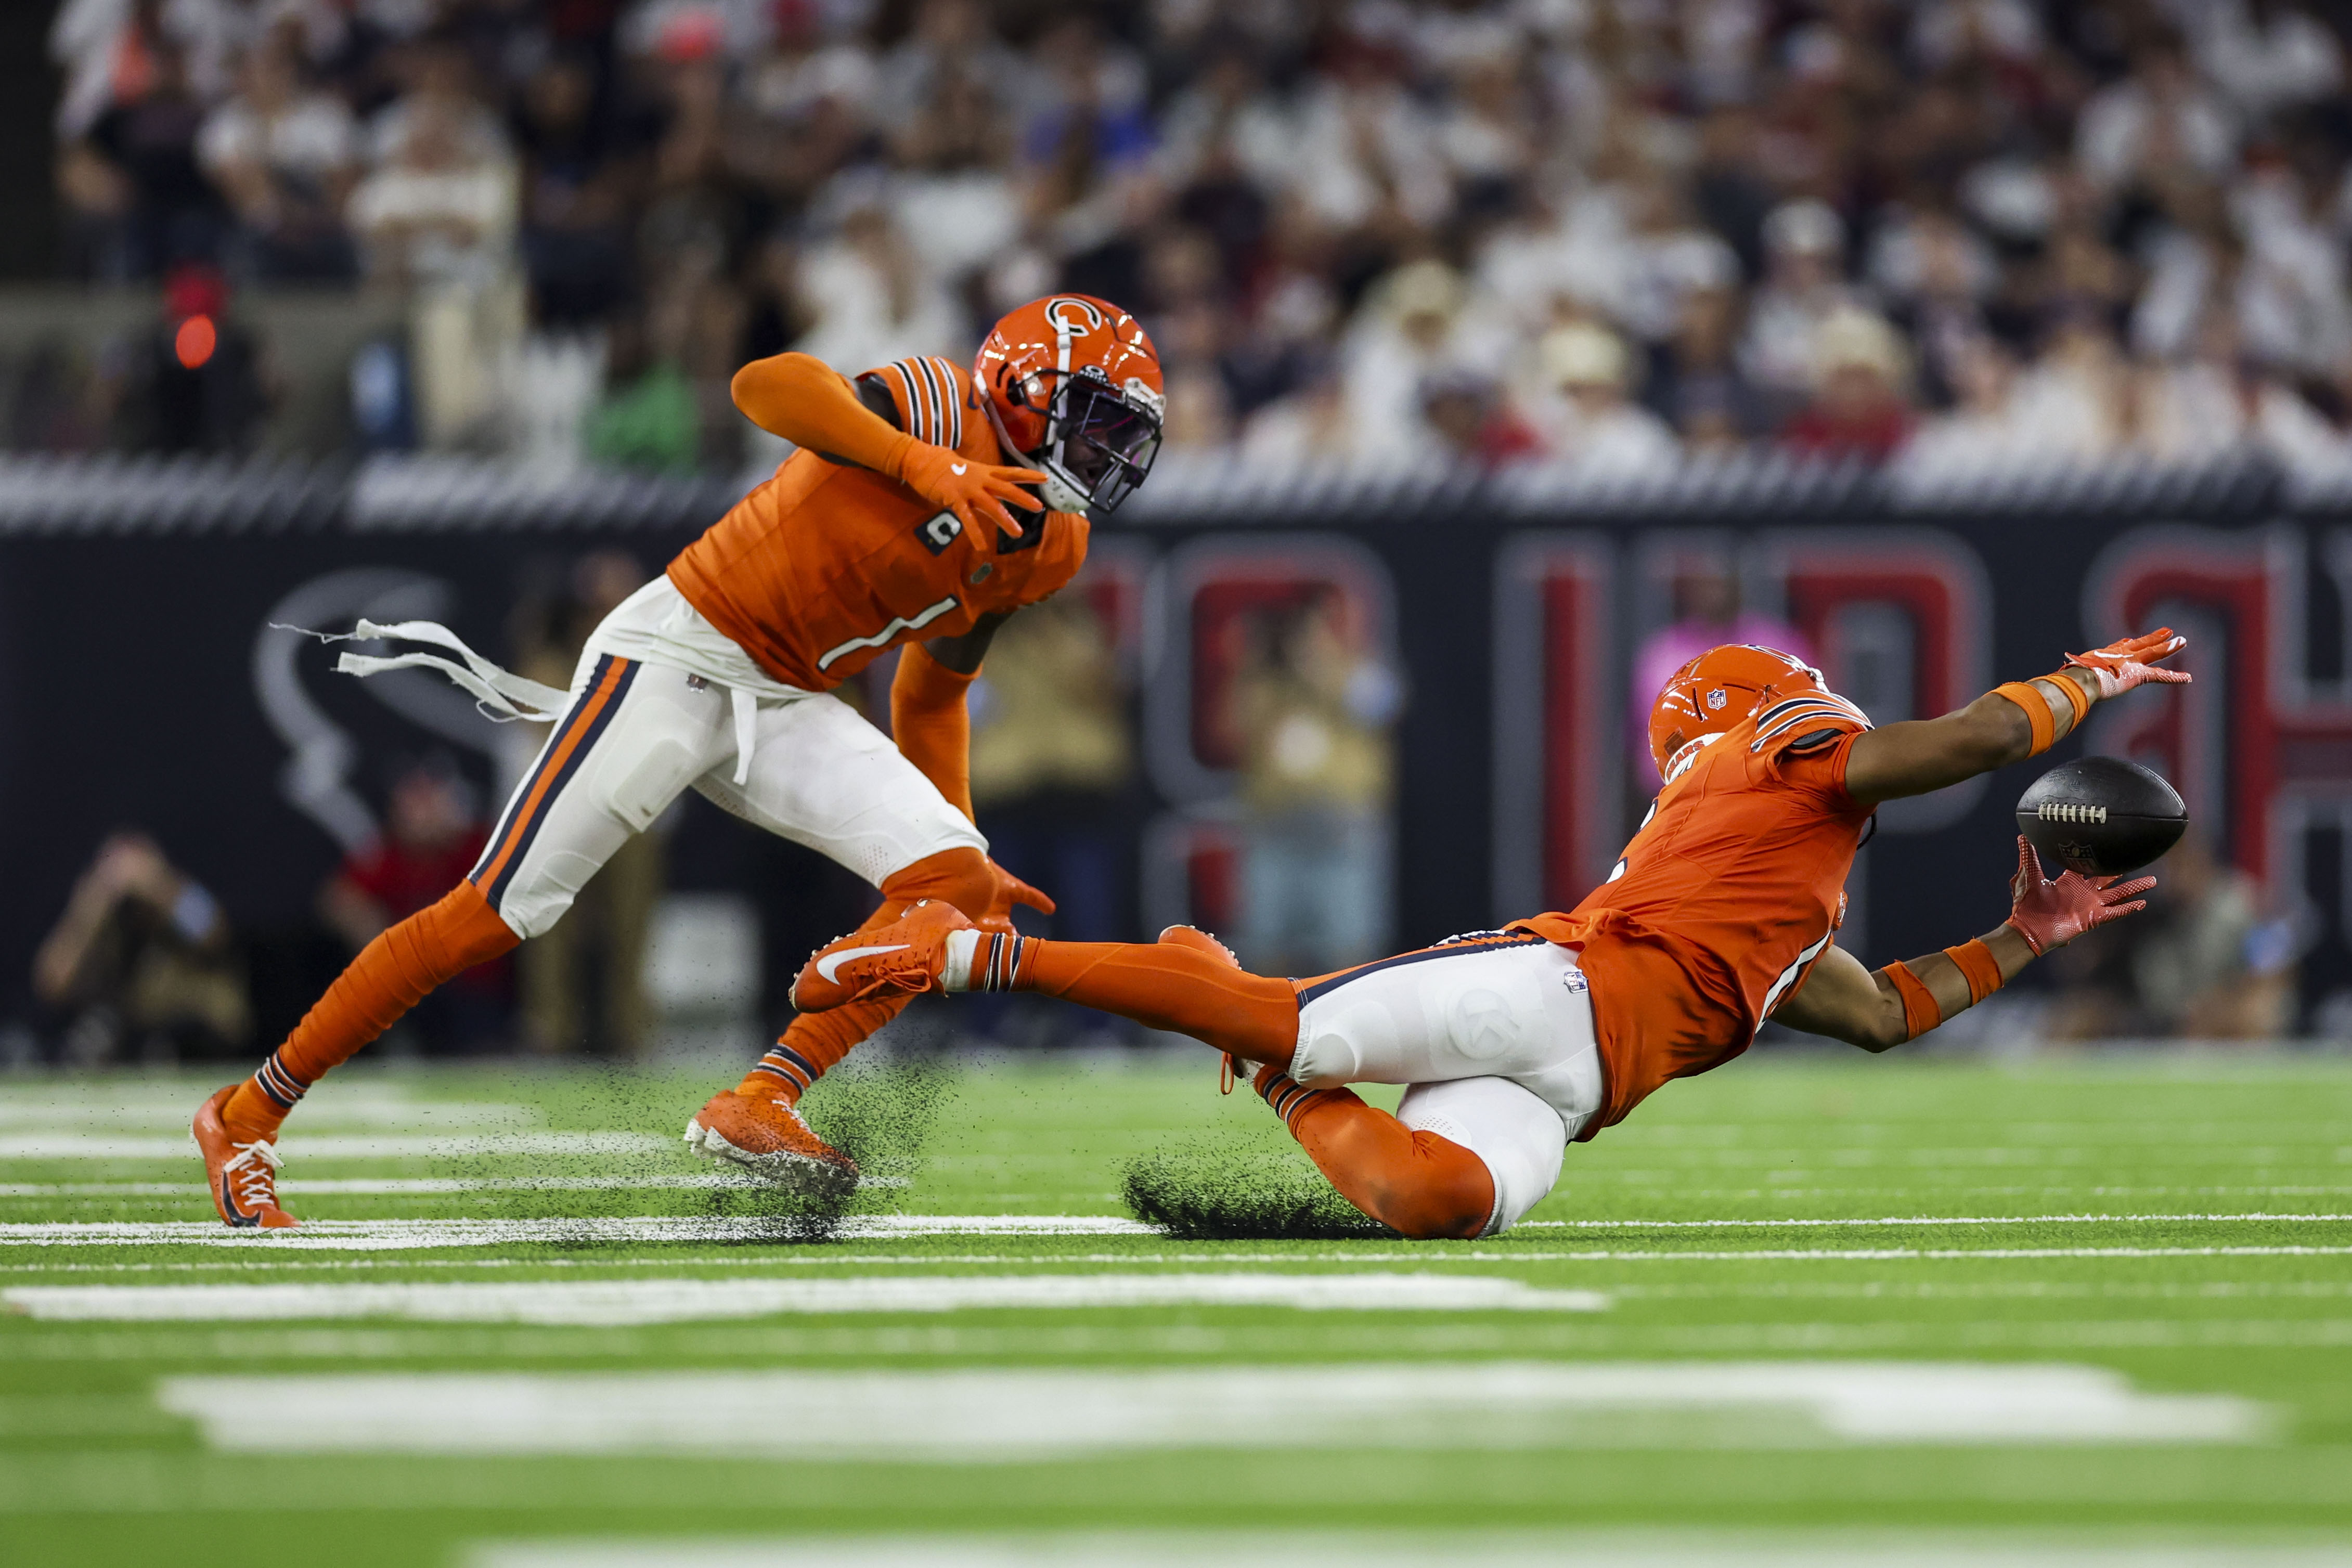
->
<box><xmin>4</xmin><ymin>1045</ymin><xmax>2351</xmax><ymax>1566</ymax></box>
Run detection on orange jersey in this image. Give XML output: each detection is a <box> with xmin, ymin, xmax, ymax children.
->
<box><xmin>668</xmin><ymin>355</ymin><xmax>1089</xmax><ymax>691</ymax></box>
<box><xmin>1513</xmin><ymin>692</ymin><xmax>1875</xmax><ymax>1137</ymax></box>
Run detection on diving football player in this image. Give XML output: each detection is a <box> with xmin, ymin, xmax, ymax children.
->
<box><xmin>793</xmin><ymin>631</ymin><xmax>2186</xmax><ymax>1238</ymax></box>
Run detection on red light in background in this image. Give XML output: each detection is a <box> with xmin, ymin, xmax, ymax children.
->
<box><xmin>174</xmin><ymin>315</ymin><xmax>217</xmax><ymax>370</ymax></box>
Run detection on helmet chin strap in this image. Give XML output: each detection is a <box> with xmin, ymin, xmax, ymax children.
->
<box><xmin>980</xmin><ymin>394</ymin><xmax>1089</xmax><ymax>514</ymax></box>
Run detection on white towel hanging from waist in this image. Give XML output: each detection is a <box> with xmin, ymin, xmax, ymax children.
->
<box><xmin>277</xmin><ymin>618</ymin><xmax>571</xmax><ymax>722</ymax></box>
<box><xmin>286</xmin><ymin>616</ymin><xmax>764</xmax><ymax>784</ymax></box>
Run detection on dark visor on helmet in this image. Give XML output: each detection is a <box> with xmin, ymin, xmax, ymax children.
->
<box><xmin>1045</xmin><ymin>372</ymin><xmax>1161</xmax><ymax>514</ymax></box>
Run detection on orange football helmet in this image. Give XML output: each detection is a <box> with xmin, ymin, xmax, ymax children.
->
<box><xmin>1648</xmin><ymin>643</ymin><xmax>1831</xmax><ymax>777</ymax></box>
<box><xmin>974</xmin><ymin>294</ymin><xmax>1164</xmax><ymax>514</ymax></box>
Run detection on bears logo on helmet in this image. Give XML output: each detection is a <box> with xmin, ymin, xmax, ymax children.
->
<box><xmin>1650</xmin><ymin>644</ymin><xmax>1847</xmax><ymax>779</ymax></box>
<box><xmin>975</xmin><ymin>294</ymin><xmax>1164</xmax><ymax>516</ymax></box>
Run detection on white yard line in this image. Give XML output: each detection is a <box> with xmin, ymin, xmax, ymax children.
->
<box><xmin>152</xmin><ymin>1361</ymin><xmax>2266</xmax><ymax>1454</ymax></box>
<box><xmin>0</xmin><ymin>1174</ymin><xmax>904</xmax><ymax>1197</ymax></box>
<box><xmin>0</xmin><ymin>1104</ymin><xmax>533</xmax><ymax>1130</ymax></box>
<box><xmin>7</xmin><ymin>1239</ymin><xmax>2350</xmax><ymax>1268</ymax></box>
<box><xmin>0</xmin><ymin>1132</ymin><xmax>666</xmax><ymax>1160</ymax></box>
<box><xmin>1</xmin><ymin>1212</ymin><xmax>2340</xmax><ymax>1252</ymax></box>
<box><xmin>1520</xmin><ymin>1213</ymin><xmax>2352</xmax><ymax>1228</ymax></box>
<box><xmin>3</xmin><ymin>1272</ymin><xmax>1609</xmax><ymax>1325</ymax></box>
<box><xmin>0</xmin><ymin>1215</ymin><xmax>1156</xmax><ymax>1248</ymax></box>
<box><xmin>463</xmin><ymin>1532</ymin><xmax>2352</xmax><ymax>1568</ymax></box>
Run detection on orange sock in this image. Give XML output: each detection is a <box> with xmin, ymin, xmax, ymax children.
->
<box><xmin>735</xmin><ymin>846</ymin><xmax>998</xmax><ymax>1101</ymax></box>
<box><xmin>221</xmin><ymin>882</ymin><xmax>519</xmax><ymax>1142</ymax></box>
<box><xmin>1002</xmin><ymin>940</ymin><xmax>1300</xmax><ymax>1062</ymax></box>
<box><xmin>1251</xmin><ymin>1065</ymin><xmax>1494</xmax><ymax>1240</ymax></box>
<box><xmin>739</xmin><ymin>995</ymin><xmax>912</xmax><ymax>1099</ymax></box>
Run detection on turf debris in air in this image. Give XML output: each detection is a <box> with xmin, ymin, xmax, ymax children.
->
<box><xmin>438</xmin><ymin>1053</ymin><xmax>954</xmax><ymax>1245</ymax></box>
<box><xmin>1120</xmin><ymin>1137</ymin><xmax>1396</xmax><ymax>1240</ymax></box>
<box><xmin>702</xmin><ymin>1053</ymin><xmax>954</xmax><ymax>1243</ymax></box>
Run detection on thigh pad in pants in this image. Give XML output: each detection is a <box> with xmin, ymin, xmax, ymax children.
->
<box><xmin>1398</xmin><ymin>1075</ymin><xmax>1567</xmax><ymax>1236</ymax></box>
<box><xmin>692</xmin><ymin>691</ymin><xmax>986</xmax><ymax>889</ymax></box>
<box><xmin>473</xmin><ymin>657</ymin><xmax>727</xmax><ymax>939</ymax></box>
<box><xmin>1289</xmin><ymin>934</ymin><xmax>1604</xmax><ymax>1133</ymax></box>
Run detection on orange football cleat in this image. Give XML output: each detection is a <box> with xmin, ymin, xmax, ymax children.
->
<box><xmin>789</xmin><ymin>900</ymin><xmax>975</xmax><ymax>1011</ymax></box>
<box><xmin>192</xmin><ymin>1085</ymin><xmax>299</xmax><ymax>1229</ymax></box>
<box><xmin>685</xmin><ymin>1089</ymin><xmax>858</xmax><ymax>1194</ymax></box>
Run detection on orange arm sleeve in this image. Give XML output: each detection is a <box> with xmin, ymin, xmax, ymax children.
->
<box><xmin>890</xmin><ymin>643</ymin><xmax>978</xmax><ymax>821</ymax></box>
<box><xmin>1883</xmin><ymin>960</ymin><xmax>1942</xmax><ymax>1040</ymax></box>
<box><xmin>730</xmin><ymin>353</ymin><xmax>917</xmax><ymax>478</ymax></box>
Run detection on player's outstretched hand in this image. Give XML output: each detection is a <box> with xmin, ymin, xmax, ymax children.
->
<box><xmin>2064</xmin><ymin>627</ymin><xmax>2191</xmax><ymax>698</ymax></box>
<box><xmin>976</xmin><ymin>858</ymin><xmax>1056</xmax><ymax>936</ymax></box>
<box><xmin>2005</xmin><ymin>836</ymin><xmax>2155</xmax><ymax>955</ymax></box>
<box><xmin>897</xmin><ymin>442</ymin><xmax>1048</xmax><ymax>541</ymax></box>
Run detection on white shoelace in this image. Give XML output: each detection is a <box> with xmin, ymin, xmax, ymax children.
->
<box><xmin>221</xmin><ymin>1139</ymin><xmax>283</xmax><ymax>1211</ymax></box>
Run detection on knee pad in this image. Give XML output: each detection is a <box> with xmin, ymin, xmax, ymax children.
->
<box><xmin>1375</xmin><ymin>1136</ymin><xmax>1496</xmax><ymax>1240</ymax></box>
<box><xmin>1397</xmin><ymin>1077</ymin><xmax>1566</xmax><ymax>1236</ymax></box>
<box><xmin>880</xmin><ymin>847</ymin><xmax>997</xmax><ymax>921</ymax></box>
<box><xmin>423</xmin><ymin>882</ymin><xmax>524</xmax><ymax>972</ymax></box>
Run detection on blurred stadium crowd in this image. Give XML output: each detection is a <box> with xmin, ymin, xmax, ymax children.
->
<box><xmin>29</xmin><ymin>0</ymin><xmax>2352</xmax><ymax>473</ymax></box>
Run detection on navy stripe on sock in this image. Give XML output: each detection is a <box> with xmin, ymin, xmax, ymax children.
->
<box><xmin>254</xmin><ymin>1054</ymin><xmax>307</xmax><ymax>1110</ymax></box>
<box><xmin>768</xmin><ymin>1043</ymin><xmax>819</xmax><ymax>1080</ymax></box>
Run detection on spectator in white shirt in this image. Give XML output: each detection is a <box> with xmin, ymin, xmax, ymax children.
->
<box><xmin>790</xmin><ymin>188</ymin><xmax>963</xmax><ymax>374</ymax></box>
<box><xmin>347</xmin><ymin>91</ymin><xmax>517</xmax><ymax>288</ymax></box>
<box><xmin>1739</xmin><ymin>199</ymin><xmax>1866</xmax><ymax>426</ymax></box>
<box><xmin>1528</xmin><ymin>321</ymin><xmax>1681</xmax><ymax>476</ymax></box>
<box><xmin>199</xmin><ymin>36</ymin><xmax>358</xmax><ymax>282</ymax></box>
<box><xmin>2075</xmin><ymin>37</ymin><xmax>2238</xmax><ymax>197</ymax></box>
<box><xmin>2187</xmin><ymin>0</ymin><xmax>2343</xmax><ymax>125</ymax></box>
<box><xmin>1339</xmin><ymin>260</ymin><xmax>1491</xmax><ymax>466</ymax></box>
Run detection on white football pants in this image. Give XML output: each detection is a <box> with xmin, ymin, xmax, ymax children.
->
<box><xmin>1288</xmin><ymin>934</ymin><xmax>1605</xmax><ymax>1234</ymax></box>
<box><xmin>470</xmin><ymin>651</ymin><xmax>983</xmax><ymax>940</ymax></box>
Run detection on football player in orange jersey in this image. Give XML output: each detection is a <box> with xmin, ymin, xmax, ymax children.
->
<box><xmin>192</xmin><ymin>295</ymin><xmax>1165</xmax><ymax>1227</ymax></box>
<box><xmin>791</xmin><ymin>630</ymin><xmax>2188</xmax><ymax>1239</ymax></box>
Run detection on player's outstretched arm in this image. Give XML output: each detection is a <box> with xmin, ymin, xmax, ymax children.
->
<box><xmin>1842</xmin><ymin>629</ymin><xmax>2190</xmax><ymax>805</ymax></box>
<box><xmin>1770</xmin><ymin>838</ymin><xmax>2154</xmax><ymax>1051</ymax></box>
<box><xmin>730</xmin><ymin>353</ymin><xmax>1048</xmax><ymax>540</ymax></box>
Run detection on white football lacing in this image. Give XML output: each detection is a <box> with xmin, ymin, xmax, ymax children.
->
<box><xmin>221</xmin><ymin>1139</ymin><xmax>283</xmax><ymax>1212</ymax></box>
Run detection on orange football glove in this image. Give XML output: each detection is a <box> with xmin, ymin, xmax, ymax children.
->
<box><xmin>2064</xmin><ymin>627</ymin><xmax>2191</xmax><ymax>699</ymax></box>
<box><xmin>975</xmin><ymin>859</ymin><xmax>1056</xmax><ymax>936</ymax></box>
<box><xmin>893</xmin><ymin>441</ymin><xmax>1048</xmax><ymax>543</ymax></box>
<box><xmin>2005</xmin><ymin>837</ymin><xmax>2155</xmax><ymax>956</ymax></box>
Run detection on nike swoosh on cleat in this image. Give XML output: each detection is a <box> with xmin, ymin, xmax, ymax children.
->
<box><xmin>815</xmin><ymin>944</ymin><xmax>910</xmax><ymax>983</ymax></box>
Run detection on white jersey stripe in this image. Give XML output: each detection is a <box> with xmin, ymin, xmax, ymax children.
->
<box><xmin>1757</xmin><ymin>925</ymin><xmax>1836</xmax><ymax>1029</ymax></box>
<box><xmin>929</xmin><ymin>356</ymin><xmax>964</xmax><ymax>449</ymax></box>
<box><xmin>926</xmin><ymin>356</ymin><xmax>956</xmax><ymax>448</ymax></box>
<box><xmin>906</xmin><ymin>357</ymin><xmax>938</xmax><ymax>445</ymax></box>
<box><xmin>904</xmin><ymin>357</ymin><xmax>941</xmax><ymax>445</ymax></box>
<box><xmin>879</xmin><ymin>362</ymin><xmax>921</xmax><ymax>444</ymax></box>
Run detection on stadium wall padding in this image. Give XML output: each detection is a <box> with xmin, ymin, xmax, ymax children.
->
<box><xmin>2</xmin><ymin>452</ymin><xmax>2348</xmax><ymax>1026</ymax></box>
